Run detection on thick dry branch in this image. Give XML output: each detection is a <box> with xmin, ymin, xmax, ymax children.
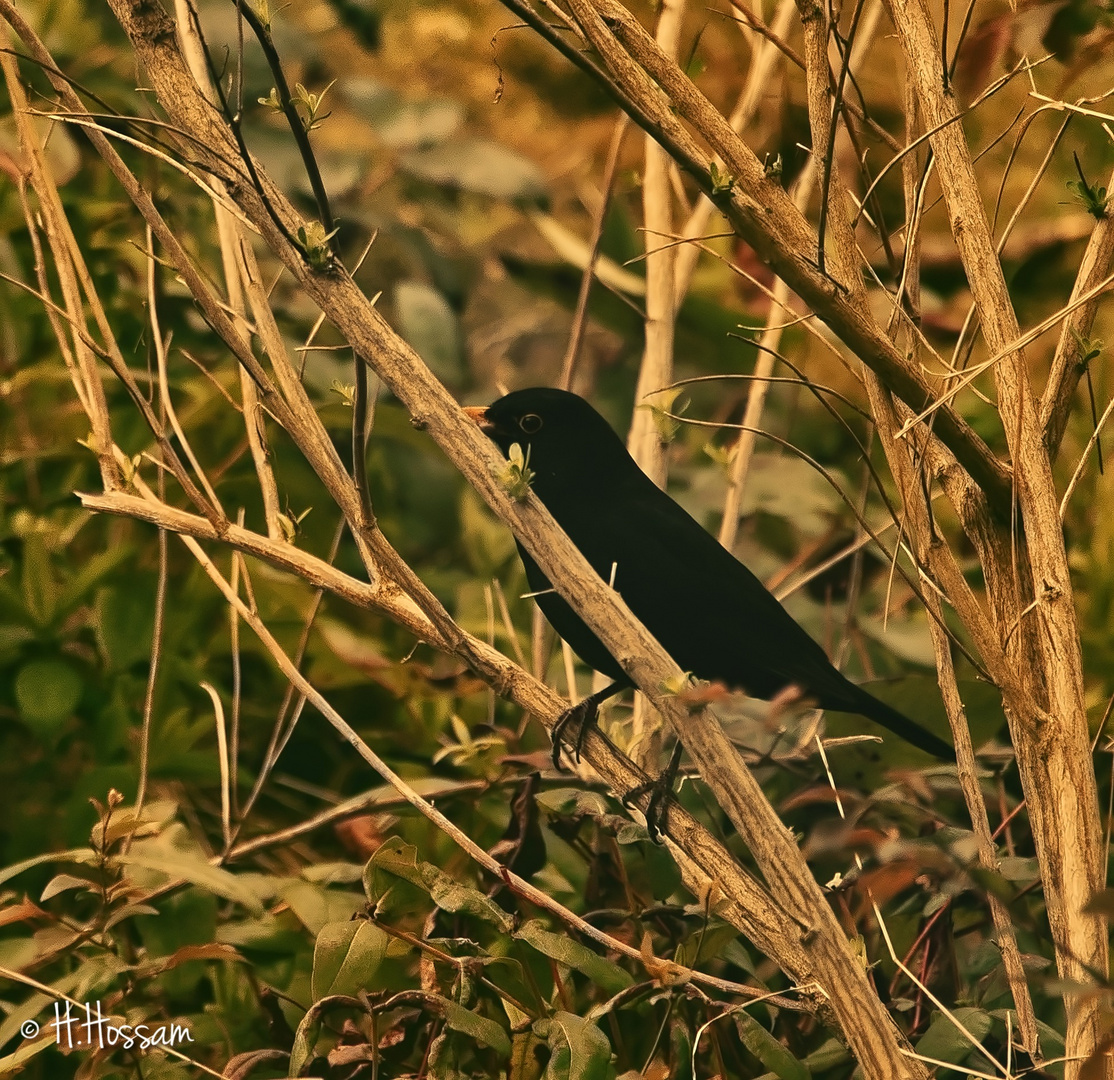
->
<box><xmin>791</xmin><ymin>0</ymin><xmax>862</xmax><ymax>296</ymax></box>
<box><xmin>868</xmin><ymin>381</ymin><xmax>1042</xmax><ymax>1053</ymax></box>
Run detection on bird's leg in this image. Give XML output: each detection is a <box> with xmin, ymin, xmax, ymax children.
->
<box><xmin>551</xmin><ymin>680</ymin><xmax>626</xmax><ymax>769</ymax></box>
<box><xmin>623</xmin><ymin>740</ymin><xmax>684</xmax><ymax>842</ymax></box>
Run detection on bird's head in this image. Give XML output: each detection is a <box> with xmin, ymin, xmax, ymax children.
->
<box><xmin>464</xmin><ymin>387</ymin><xmax>631</xmax><ymax>493</ymax></box>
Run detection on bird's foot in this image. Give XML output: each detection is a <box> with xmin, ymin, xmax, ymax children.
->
<box><xmin>551</xmin><ymin>696</ymin><xmax>601</xmax><ymax>770</ymax></box>
<box><xmin>550</xmin><ymin>681</ymin><xmax>627</xmax><ymax>770</ymax></box>
<box><xmin>622</xmin><ymin>742</ymin><xmax>684</xmax><ymax>843</ymax></box>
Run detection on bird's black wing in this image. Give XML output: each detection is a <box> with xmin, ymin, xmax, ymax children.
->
<box><xmin>515</xmin><ymin>537</ymin><xmax>630</xmax><ymax>685</ymax></box>
<box><xmin>523</xmin><ymin>469</ymin><xmax>953</xmax><ymax>759</ymax></box>
<box><xmin>530</xmin><ymin>471</ymin><xmax>851</xmax><ymax>704</ymax></box>
<box><xmin>595</xmin><ymin>482</ymin><xmax>867</xmax><ymax>706</ymax></box>
<box><xmin>592</xmin><ymin>483</ymin><xmax>954</xmax><ymax>758</ymax></box>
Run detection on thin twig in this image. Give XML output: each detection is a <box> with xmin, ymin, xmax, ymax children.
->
<box><xmin>559</xmin><ymin>114</ymin><xmax>630</xmax><ymax>391</ymax></box>
<box><xmin>135</xmin><ymin>456</ymin><xmax>169</xmax><ymax>818</ymax></box>
<box><xmin>233</xmin><ymin>516</ymin><xmax>347</xmax><ymax>846</ymax></box>
<box><xmin>1059</xmin><ymin>390</ymin><xmax>1114</xmax><ymax>519</ymax></box>
<box><xmin>719</xmin><ymin>159</ymin><xmax>818</xmax><ymax>550</ymax></box>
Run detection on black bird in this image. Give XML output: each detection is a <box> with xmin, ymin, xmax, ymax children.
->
<box><xmin>467</xmin><ymin>387</ymin><xmax>955</xmax><ymax>766</ymax></box>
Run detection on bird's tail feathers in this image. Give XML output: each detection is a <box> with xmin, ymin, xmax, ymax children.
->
<box><xmin>843</xmin><ymin>688</ymin><xmax>956</xmax><ymax>762</ymax></box>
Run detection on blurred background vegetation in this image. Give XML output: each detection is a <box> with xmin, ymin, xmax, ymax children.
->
<box><xmin>0</xmin><ymin>0</ymin><xmax>1112</xmax><ymax>1075</ymax></box>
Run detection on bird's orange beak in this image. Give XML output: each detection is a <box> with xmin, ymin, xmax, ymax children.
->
<box><xmin>463</xmin><ymin>405</ymin><xmax>494</xmax><ymax>431</ymax></box>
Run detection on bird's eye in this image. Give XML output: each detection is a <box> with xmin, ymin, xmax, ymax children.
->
<box><xmin>519</xmin><ymin>413</ymin><xmax>543</xmax><ymax>434</ymax></box>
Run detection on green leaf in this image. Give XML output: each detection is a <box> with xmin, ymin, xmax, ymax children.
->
<box><xmin>59</xmin><ymin>545</ymin><xmax>134</xmax><ymax>619</ymax></box>
<box><xmin>436</xmin><ymin>996</ymin><xmax>511</xmax><ymax>1056</ymax></box>
<box><xmin>118</xmin><ymin>831</ymin><xmax>263</xmax><ymax>915</ymax></box>
<box><xmin>103</xmin><ymin>902</ymin><xmax>160</xmax><ymax>929</ymax></box>
<box><xmin>0</xmin><ymin>968</ymin><xmax>86</xmax><ymax>1052</ymax></box>
<box><xmin>311</xmin><ymin>920</ymin><xmax>388</xmax><ymax>1000</ymax></box>
<box><xmin>280</xmin><ymin>879</ymin><xmax>364</xmax><ymax>935</ymax></box>
<box><xmin>0</xmin><ymin>573</ymin><xmax>33</xmax><ymax>627</ymax></box>
<box><xmin>738</xmin><ymin>454</ymin><xmax>843</xmax><ymax>538</ymax></box>
<box><xmin>289</xmin><ymin>1008</ymin><xmax>320</xmax><ymax>1078</ymax></box>
<box><xmin>0</xmin><ymin>1036</ymin><xmax>53</xmax><ymax>1075</ymax></box>
<box><xmin>515</xmin><ymin>921</ymin><xmax>633</xmax><ymax>996</ymax></box>
<box><xmin>674</xmin><ymin>923</ymin><xmax>742</xmax><ymax>971</ymax></box>
<box><xmin>859</xmin><ymin>612</ymin><xmax>935</xmax><ymax>667</ymax></box>
<box><xmin>401</xmin><ymin>137</ymin><xmax>548</xmax><ymax>202</ymax></box>
<box><xmin>426</xmin><ymin>1030</ymin><xmax>463</xmax><ymax>1080</ymax></box>
<box><xmin>529</xmin><ymin>211</ymin><xmax>646</xmax><ymax>296</ymax></box>
<box><xmin>535</xmin><ymin>789</ymin><xmax>610</xmax><ymax>818</ymax></box>
<box><xmin>614</xmin><ymin>821</ymin><xmax>650</xmax><ymax>844</ymax></box>
<box><xmin>510</xmin><ymin>1027</ymin><xmax>547</xmax><ymax>1080</ymax></box>
<box><xmin>537</xmin><ymin>1012</ymin><xmax>615</xmax><ymax>1080</ymax></box>
<box><xmin>669</xmin><ymin>1013</ymin><xmax>694</xmax><ymax>1080</ymax></box>
<box><xmin>914</xmin><ymin>1006</ymin><xmax>995</xmax><ymax>1069</ymax></box>
<box><xmin>344</xmin><ymin>78</ymin><xmax>464</xmax><ymax>149</ymax></box>
<box><xmin>0</xmin><ymin>623</ymin><xmax>34</xmax><ymax>663</ymax></box>
<box><xmin>499</xmin><ymin>443</ymin><xmax>535</xmax><ymax>500</ymax></box>
<box><xmin>95</xmin><ymin>581</ymin><xmax>155</xmax><ymax>669</ymax></box>
<box><xmin>40</xmin><ymin>873</ymin><xmax>97</xmax><ymax>901</ymax></box>
<box><xmin>997</xmin><ymin>856</ymin><xmax>1040</xmax><ymax>882</ymax></box>
<box><xmin>363</xmin><ymin>836</ymin><xmax>512</xmax><ymax>930</ymax></box>
<box><xmin>425</xmin><ymin>872</ymin><xmax>513</xmax><ymax>929</ymax></box>
<box><xmin>15</xmin><ymin>659</ymin><xmax>83</xmax><ymax>737</ymax></box>
<box><xmin>91</xmin><ymin>798</ymin><xmax>177</xmax><ymax>849</ymax></box>
<box><xmin>0</xmin><ymin>848</ymin><xmax>96</xmax><ymax>889</ymax></box>
<box><xmin>638</xmin><ymin>387</ymin><xmax>685</xmax><ymax>443</ymax></box>
<box><xmin>217</xmin><ymin>913</ymin><xmax>306</xmax><ymax>953</ymax></box>
<box><xmin>709</xmin><ymin>160</ymin><xmax>734</xmax><ymax>194</ymax></box>
<box><xmin>721</xmin><ymin>940</ymin><xmax>757</xmax><ymax>977</ymax></box>
<box><xmin>21</xmin><ymin>533</ymin><xmax>56</xmax><ymax>626</ymax></box>
<box><xmin>755</xmin><ymin>1039</ymin><xmax>850</xmax><ymax>1080</ymax></box>
<box><xmin>302</xmin><ymin>861</ymin><xmax>366</xmax><ymax>886</ymax></box>
<box><xmin>394</xmin><ymin>281</ymin><xmax>464</xmax><ymax>386</ymax></box>
<box><xmin>363</xmin><ymin>835</ymin><xmax>421</xmax><ymax>907</ymax></box>
<box><xmin>735</xmin><ymin>1013</ymin><xmax>809</xmax><ymax>1080</ymax></box>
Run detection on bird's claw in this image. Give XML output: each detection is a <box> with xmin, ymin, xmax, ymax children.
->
<box><xmin>622</xmin><ymin>741</ymin><xmax>684</xmax><ymax>843</ymax></box>
<box><xmin>622</xmin><ymin>774</ymin><xmax>672</xmax><ymax>843</ymax></box>
<box><xmin>550</xmin><ymin>697</ymin><xmax>599</xmax><ymax>770</ymax></box>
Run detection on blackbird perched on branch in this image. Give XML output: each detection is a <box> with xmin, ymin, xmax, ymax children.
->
<box><xmin>466</xmin><ymin>387</ymin><xmax>955</xmax><ymax>772</ymax></box>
